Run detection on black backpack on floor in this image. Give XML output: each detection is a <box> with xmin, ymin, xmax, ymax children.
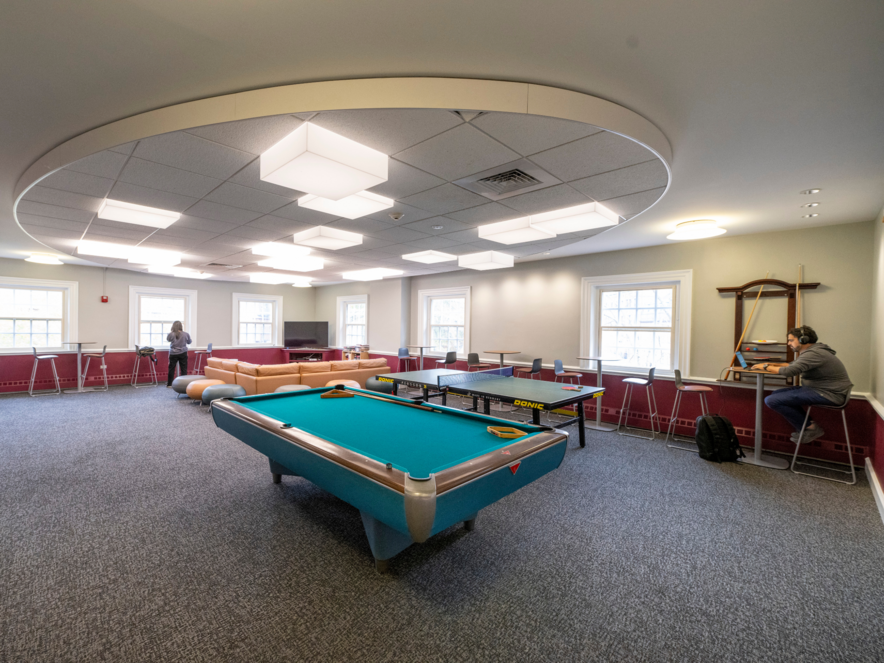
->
<box><xmin>695</xmin><ymin>415</ymin><xmax>746</xmax><ymax>463</ymax></box>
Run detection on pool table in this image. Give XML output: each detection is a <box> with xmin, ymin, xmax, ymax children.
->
<box><xmin>211</xmin><ymin>385</ymin><xmax>569</xmax><ymax>571</ymax></box>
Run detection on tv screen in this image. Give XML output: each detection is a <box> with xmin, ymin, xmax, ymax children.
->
<box><xmin>284</xmin><ymin>321</ymin><xmax>329</xmax><ymax>348</ymax></box>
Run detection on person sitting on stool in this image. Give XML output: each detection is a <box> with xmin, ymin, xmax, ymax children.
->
<box><xmin>755</xmin><ymin>325</ymin><xmax>853</xmax><ymax>443</ymax></box>
<box><xmin>166</xmin><ymin>320</ymin><xmax>192</xmax><ymax>388</ymax></box>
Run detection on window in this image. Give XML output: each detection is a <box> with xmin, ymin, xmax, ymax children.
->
<box><xmin>336</xmin><ymin>294</ymin><xmax>368</xmax><ymax>346</ymax></box>
<box><xmin>418</xmin><ymin>287</ymin><xmax>471</xmax><ymax>356</ymax></box>
<box><xmin>581</xmin><ymin>270</ymin><xmax>692</xmax><ymax>375</ymax></box>
<box><xmin>129</xmin><ymin>285</ymin><xmax>197</xmax><ymax>350</ymax></box>
<box><xmin>232</xmin><ymin>293</ymin><xmax>283</xmax><ymax>346</ymax></box>
<box><xmin>0</xmin><ymin>277</ymin><xmax>77</xmax><ymax>353</ymax></box>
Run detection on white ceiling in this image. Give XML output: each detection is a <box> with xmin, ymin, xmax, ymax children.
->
<box><xmin>2</xmin><ymin>1</ymin><xmax>883</xmax><ymax>280</ymax></box>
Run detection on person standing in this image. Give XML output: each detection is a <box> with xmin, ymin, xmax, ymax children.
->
<box><xmin>757</xmin><ymin>325</ymin><xmax>853</xmax><ymax>442</ymax></box>
<box><xmin>166</xmin><ymin>320</ymin><xmax>192</xmax><ymax>387</ymax></box>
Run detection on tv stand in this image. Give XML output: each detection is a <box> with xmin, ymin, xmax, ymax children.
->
<box><xmin>285</xmin><ymin>348</ymin><xmax>336</xmax><ymax>363</ymax></box>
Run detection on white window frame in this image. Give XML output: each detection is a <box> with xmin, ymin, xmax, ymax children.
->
<box><xmin>336</xmin><ymin>294</ymin><xmax>368</xmax><ymax>347</ymax></box>
<box><xmin>580</xmin><ymin>270</ymin><xmax>692</xmax><ymax>377</ymax></box>
<box><xmin>418</xmin><ymin>286</ymin><xmax>471</xmax><ymax>358</ymax></box>
<box><xmin>129</xmin><ymin>285</ymin><xmax>197</xmax><ymax>350</ymax></box>
<box><xmin>0</xmin><ymin>276</ymin><xmax>78</xmax><ymax>354</ymax></box>
<box><xmin>232</xmin><ymin>292</ymin><xmax>284</xmax><ymax>347</ymax></box>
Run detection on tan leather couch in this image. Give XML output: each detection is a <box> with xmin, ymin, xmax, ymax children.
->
<box><xmin>204</xmin><ymin>357</ymin><xmax>390</xmax><ymax>395</ymax></box>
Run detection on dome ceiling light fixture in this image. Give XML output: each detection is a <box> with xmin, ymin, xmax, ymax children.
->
<box><xmin>666</xmin><ymin>219</ymin><xmax>727</xmax><ymax>241</ymax></box>
<box><xmin>297</xmin><ymin>191</ymin><xmax>393</xmax><ymax>220</ymax></box>
<box><xmin>97</xmin><ymin>199</ymin><xmax>180</xmax><ymax>229</ymax></box>
<box><xmin>260</xmin><ymin>122</ymin><xmax>388</xmax><ymax>200</ymax></box>
<box><xmin>292</xmin><ymin>226</ymin><xmax>362</xmax><ymax>250</ymax></box>
<box><xmin>799</xmin><ymin>188</ymin><xmax>822</xmax><ymax>195</ymax></box>
<box><xmin>25</xmin><ymin>253</ymin><xmax>63</xmax><ymax>265</ymax></box>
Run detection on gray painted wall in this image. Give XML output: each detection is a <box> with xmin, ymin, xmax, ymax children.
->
<box><xmin>871</xmin><ymin>205</ymin><xmax>884</xmax><ymax>404</ymax></box>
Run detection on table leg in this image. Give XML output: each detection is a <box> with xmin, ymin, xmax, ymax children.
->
<box><xmin>737</xmin><ymin>373</ymin><xmax>788</xmax><ymax>469</ymax></box>
<box><xmin>419</xmin><ymin>348</ymin><xmax>424</xmax><ymax>371</ymax></box>
<box><xmin>498</xmin><ymin>353</ymin><xmax>505</xmax><ymax>369</ymax></box>
<box><xmin>65</xmin><ymin>343</ymin><xmax>97</xmax><ymax>394</ymax></box>
<box><xmin>578</xmin><ymin>403</ymin><xmax>586</xmax><ymax>447</ymax></box>
<box><xmin>585</xmin><ymin>360</ymin><xmax>616</xmax><ymax>432</ymax></box>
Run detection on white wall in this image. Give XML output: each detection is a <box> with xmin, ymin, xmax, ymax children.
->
<box><xmin>313</xmin><ymin>278</ymin><xmax>410</xmax><ymax>352</ymax></box>
<box><xmin>871</xmin><ymin>204</ymin><xmax>884</xmax><ymax>404</ymax></box>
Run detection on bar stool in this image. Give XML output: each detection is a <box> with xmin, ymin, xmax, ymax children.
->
<box><xmin>666</xmin><ymin>369</ymin><xmax>713</xmax><ymax>451</ymax></box>
<box><xmin>553</xmin><ymin>360</ymin><xmax>581</xmax><ymax>384</ymax></box>
<box><xmin>193</xmin><ymin>342</ymin><xmax>212</xmax><ymax>375</ymax></box>
<box><xmin>467</xmin><ymin>352</ymin><xmax>493</xmax><ymax>372</ymax></box>
<box><xmin>435</xmin><ymin>351</ymin><xmax>457</xmax><ymax>369</ymax></box>
<box><xmin>791</xmin><ymin>388</ymin><xmax>856</xmax><ymax>485</ymax></box>
<box><xmin>29</xmin><ymin>347</ymin><xmax>61</xmax><ymax>396</ymax></box>
<box><xmin>81</xmin><ymin>345</ymin><xmax>109</xmax><ymax>391</ymax></box>
<box><xmin>515</xmin><ymin>358</ymin><xmax>543</xmax><ymax>380</ymax></box>
<box><xmin>617</xmin><ymin>367</ymin><xmax>660</xmax><ymax>440</ymax></box>
<box><xmin>397</xmin><ymin>348</ymin><xmax>417</xmax><ymax>372</ymax></box>
<box><xmin>131</xmin><ymin>345</ymin><xmax>158</xmax><ymax>388</ymax></box>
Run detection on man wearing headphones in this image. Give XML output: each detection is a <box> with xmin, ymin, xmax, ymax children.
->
<box><xmin>755</xmin><ymin>326</ymin><xmax>853</xmax><ymax>443</ymax></box>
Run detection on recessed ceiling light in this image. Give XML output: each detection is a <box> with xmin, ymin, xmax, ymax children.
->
<box><xmin>251</xmin><ymin>242</ymin><xmax>312</xmax><ymax>258</ymax></box>
<box><xmin>257</xmin><ymin>256</ymin><xmax>325</xmax><ymax>272</ymax></box>
<box><xmin>458</xmin><ymin>251</ymin><xmax>515</xmax><ymax>270</ymax></box>
<box><xmin>402</xmin><ymin>250</ymin><xmax>457</xmax><ymax>264</ymax></box>
<box><xmin>292</xmin><ymin>226</ymin><xmax>362</xmax><ymax>250</ymax></box>
<box><xmin>529</xmin><ymin>201</ymin><xmax>620</xmax><ymax>234</ymax></box>
<box><xmin>478</xmin><ymin>217</ymin><xmax>556</xmax><ymax>244</ymax></box>
<box><xmin>802</xmin><ymin>214</ymin><xmax>819</xmax><ymax>218</ymax></box>
<box><xmin>97</xmin><ymin>199</ymin><xmax>180</xmax><ymax>229</ymax></box>
<box><xmin>799</xmin><ymin>188</ymin><xmax>821</xmax><ymax>195</ymax></box>
<box><xmin>260</xmin><ymin>122</ymin><xmax>388</xmax><ymax>200</ymax></box>
<box><xmin>801</xmin><ymin>203</ymin><xmax>820</xmax><ymax>208</ymax></box>
<box><xmin>543</xmin><ymin>252</ymin><xmax>551</xmax><ymax>255</ymax></box>
<box><xmin>298</xmin><ymin>191</ymin><xmax>393</xmax><ymax>219</ymax></box>
<box><xmin>25</xmin><ymin>253</ymin><xmax>63</xmax><ymax>265</ymax></box>
<box><xmin>342</xmin><ymin>268</ymin><xmax>404</xmax><ymax>281</ymax></box>
<box><xmin>431</xmin><ymin>225</ymin><xmax>444</xmax><ymax>230</ymax></box>
<box><xmin>666</xmin><ymin>219</ymin><xmax>727</xmax><ymax>241</ymax></box>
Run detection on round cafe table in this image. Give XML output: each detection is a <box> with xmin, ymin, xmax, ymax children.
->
<box><xmin>577</xmin><ymin>356</ymin><xmax>619</xmax><ymax>431</ymax></box>
<box><xmin>484</xmin><ymin>350</ymin><xmax>520</xmax><ymax>369</ymax></box>
<box><xmin>63</xmin><ymin>341</ymin><xmax>96</xmax><ymax>393</ymax></box>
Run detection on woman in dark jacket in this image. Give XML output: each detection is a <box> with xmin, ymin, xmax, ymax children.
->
<box><xmin>166</xmin><ymin>320</ymin><xmax>193</xmax><ymax>387</ymax></box>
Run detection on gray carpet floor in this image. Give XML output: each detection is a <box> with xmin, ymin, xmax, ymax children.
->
<box><xmin>1</xmin><ymin>386</ymin><xmax>883</xmax><ymax>662</ymax></box>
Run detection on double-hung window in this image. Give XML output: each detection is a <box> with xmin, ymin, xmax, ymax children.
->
<box><xmin>0</xmin><ymin>277</ymin><xmax>77</xmax><ymax>351</ymax></box>
<box><xmin>129</xmin><ymin>285</ymin><xmax>197</xmax><ymax>349</ymax></box>
<box><xmin>337</xmin><ymin>295</ymin><xmax>368</xmax><ymax>346</ymax></box>
<box><xmin>232</xmin><ymin>293</ymin><xmax>283</xmax><ymax>346</ymax></box>
<box><xmin>418</xmin><ymin>287</ymin><xmax>470</xmax><ymax>356</ymax></box>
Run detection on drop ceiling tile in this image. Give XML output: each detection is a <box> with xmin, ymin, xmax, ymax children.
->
<box><xmin>399</xmin><ymin>236</ymin><xmax>462</xmax><ymax>250</ymax></box>
<box><xmin>311</xmin><ymin>109</ymin><xmax>462</xmax><ymax>154</ymax></box>
<box><xmin>21</xmin><ymin>226</ymin><xmax>85</xmax><ymax>242</ymax></box>
<box><xmin>186</xmin><ymin>200</ymin><xmax>263</xmax><ymax>225</ymax></box>
<box><xmin>402</xmin><ymin>216</ymin><xmax>472</xmax><ymax>234</ymax></box>
<box><xmin>228</xmin><ymin>160</ymin><xmax>306</xmax><ymax>197</ymax></box>
<box><xmin>21</xmin><ymin>186</ymin><xmax>104</xmax><ymax>212</ymax></box>
<box><xmin>109</xmin><ymin>181</ymin><xmax>199</xmax><ymax>212</ymax></box>
<box><xmin>245</xmin><ymin>215</ymin><xmax>314</xmax><ymax>234</ymax></box>
<box><xmin>529</xmin><ymin>131</ymin><xmax>655</xmax><ymax>182</ymax></box>
<box><xmin>569</xmin><ymin>159</ymin><xmax>668</xmax><ymax>202</ymax></box>
<box><xmin>110</xmin><ymin>141</ymin><xmax>138</xmax><ymax>156</ymax></box>
<box><xmin>133</xmin><ymin>131</ymin><xmax>254</xmax><ymax>180</ymax></box>
<box><xmin>458</xmin><ymin>240</ymin><xmax>511</xmax><ymax>252</ymax></box>
<box><xmin>333</xmin><ymin>236</ymin><xmax>397</xmax><ymax>252</ymax></box>
<box><xmin>138</xmin><ymin>239</ymin><xmax>194</xmax><ymax>251</ymax></box>
<box><xmin>65</xmin><ymin>150</ymin><xmax>129</xmax><ymax>179</ymax></box>
<box><xmin>437</xmin><ymin>228</ymin><xmax>480</xmax><ymax>244</ymax></box>
<box><xmin>471</xmin><ymin>113</ymin><xmax>603</xmax><ymax>157</ymax></box>
<box><xmin>325</xmin><ymin>217</ymin><xmax>395</xmax><ymax>235</ymax></box>
<box><xmin>17</xmin><ymin>214</ymin><xmax>88</xmax><ymax>233</ymax></box>
<box><xmin>192</xmin><ymin>235</ymin><xmax>259</xmax><ymax>251</ymax></box>
<box><xmin>118</xmin><ymin>158</ymin><xmax>223</xmax><ymax>199</ymax></box>
<box><xmin>346</xmin><ymin>249</ymin><xmax>399</xmax><ymax>261</ymax></box>
<box><xmin>185</xmin><ymin>116</ymin><xmax>303</xmax><ymax>155</ymax></box>
<box><xmin>270</xmin><ymin>202</ymin><xmax>338</xmax><ymax>224</ymax></box>
<box><xmin>508</xmin><ymin>237</ymin><xmax>581</xmax><ymax>257</ymax></box>
<box><xmin>175</xmin><ymin>214</ymin><xmax>240</xmax><ymax>233</ymax></box>
<box><xmin>395</xmin><ymin>124</ymin><xmax>521</xmax><ymax>181</ymax></box>
<box><xmin>446</xmin><ymin>202</ymin><xmax>521</xmax><ymax>225</ymax></box>
<box><xmin>40</xmin><ymin>169</ymin><xmax>114</xmax><ymax>199</ymax></box>
<box><xmin>223</xmin><ymin>225</ymin><xmax>290</xmax><ymax>241</ymax></box>
<box><xmin>204</xmin><ymin>182</ymin><xmax>294</xmax><ymax>214</ymax></box>
<box><xmin>17</xmin><ymin>201</ymin><xmax>95</xmax><ymax>223</ymax></box>
<box><xmin>367</xmin><ymin>227</ymin><xmax>431</xmax><ymax>243</ymax></box>
<box><xmin>153</xmin><ymin>226</ymin><xmax>220</xmax><ymax>242</ymax></box>
<box><xmin>363</xmin><ymin>202</ymin><xmax>436</xmax><ymax>225</ymax></box>
<box><xmin>83</xmin><ymin>225</ymin><xmax>154</xmax><ymax>241</ymax></box>
<box><xmin>500</xmin><ymin>184</ymin><xmax>591</xmax><ymax>215</ymax></box>
<box><xmin>400</xmin><ymin>184</ymin><xmax>488</xmax><ymax>215</ymax></box>
<box><xmin>367</xmin><ymin>159</ymin><xmax>445</xmax><ymax>199</ymax></box>
<box><xmin>600</xmin><ymin>187</ymin><xmax>666</xmax><ymax>217</ymax></box>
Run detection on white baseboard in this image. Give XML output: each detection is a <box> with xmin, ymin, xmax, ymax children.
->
<box><xmin>867</xmin><ymin>457</ymin><xmax>884</xmax><ymax>527</ymax></box>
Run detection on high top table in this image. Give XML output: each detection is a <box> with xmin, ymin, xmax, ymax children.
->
<box><xmin>577</xmin><ymin>356</ymin><xmax>620</xmax><ymax>432</ymax></box>
<box><xmin>62</xmin><ymin>341</ymin><xmax>96</xmax><ymax>393</ymax></box>
<box><xmin>484</xmin><ymin>350</ymin><xmax>520</xmax><ymax>369</ymax></box>
<box><xmin>406</xmin><ymin>345</ymin><xmax>432</xmax><ymax>370</ymax></box>
<box><xmin>728</xmin><ymin>367</ymin><xmax>790</xmax><ymax>469</ymax></box>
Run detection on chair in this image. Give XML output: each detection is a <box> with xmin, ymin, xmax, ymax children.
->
<box><xmin>435</xmin><ymin>351</ymin><xmax>457</xmax><ymax>369</ymax></box>
<box><xmin>617</xmin><ymin>367</ymin><xmax>660</xmax><ymax>440</ymax></box>
<box><xmin>553</xmin><ymin>360</ymin><xmax>581</xmax><ymax>385</ymax></box>
<box><xmin>665</xmin><ymin>369</ymin><xmax>713</xmax><ymax>451</ymax></box>
<box><xmin>28</xmin><ymin>347</ymin><xmax>61</xmax><ymax>396</ymax></box>
<box><xmin>193</xmin><ymin>342</ymin><xmax>213</xmax><ymax>375</ymax></box>
<box><xmin>515</xmin><ymin>358</ymin><xmax>543</xmax><ymax>380</ymax></box>
<box><xmin>467</xmin><ymin>353</ymin><xmax>493</xmax><ymax>372</ymax></box>
<box><xmin>81</xmin><ymin>345</ymin><xmax>109</xmax><ymax>391</ymax></box>
<box><xmin>790</xmin><ymin>388</ymin><xmax>856</xmax><ymax>485</ymax></box>
<box><xmin>131</xmin><ymin>345</ymin><xmax>158</xmax><ymax>388</ymax></box>
<box><xmin>397</xmin><ymin>348</ymin><xmax>417</xmax><ymax>372</ymax></box>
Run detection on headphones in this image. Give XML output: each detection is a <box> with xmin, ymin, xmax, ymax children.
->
<box><xmin>797</xmin><ymin>326</ymin><xmax>810</xmax><ymax>345</ymax></box>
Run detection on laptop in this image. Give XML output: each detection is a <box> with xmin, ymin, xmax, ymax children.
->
<box><xmin>734</xmin><ymin>351</ymin><xmax>749</xmax><ymax>369</ymax></box>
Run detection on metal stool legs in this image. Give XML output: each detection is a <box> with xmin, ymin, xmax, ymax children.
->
<box><xmin>617</xmin><ymin>383</ymin><xmax>660</xmax><ymax>440</ymax></box>
<box><xmin>666</xmin><ymin>391</ymin><xmax>709</xmax><ymax>451</ymax></box>
<box><xmin>790</xmin><ymin>408</ymin><xmax>856</xmax><ymax>485</ymax></box>
<box><xmin>29</xmin><ymin>356</ymin><xmax>61</xmax><ymax>396</ymax></box>
<box><xmin>131</xmin><ymin>354</ymin><xmax>158</xmax><ymax>388</ymax></box>
<box><xmin>82</xmin><ymin>356</ymin><xmax>109</xmax><ymax>391</ymax></box>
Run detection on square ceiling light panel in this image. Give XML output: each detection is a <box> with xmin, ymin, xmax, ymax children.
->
<box><xmin>127</xmin><ymin>246</ymin><xmax>183</xmax><ymax>266</ymax></box>
<box><xmin>298</xmin><ymin>191</ymin><xmax>394</xmax><ymax>220</ymax></box>
<box><xmin>402</xmin><ymin>250</ymin><xmax>457</xmax><ymax>264</ymax></box>
<box><xmin>260</xmin><ymin>123</ymin><xmax>388</xmax><ymax>200</ymax></box>
<box><xmin>529</xmin><ymin>201</ymin><xmax>620</xmax><ymax>234</ymax></box>
<box><xmin>147</xmin><ymin>266</ymin><xmax>211</xmax><ymax>279</ymax></box>
<box><xmin>477</xmin><ymin>217</ymin><xmax>556</xmax><ymax>245</ymax></box>
<box><xmin>458</xmin><ymin>251</ymin><xmax>515</xmax><ymax>271</ymax></box>
<box><xmin>97</xmin><ymin>199</ymin><xmax>180</xmax><ymax>229</ymax></box>
<box><xmin>342</xmin><ymin>268</ymin><xmax>405</xmax><ymax>282</ymax></box>
<box><xmin>77</xmin><ymin>239</ymin><xmax>182</xmax><ymax>266</ymax></box>
<box><xmin>257</xmin><ymin>256</ymin><xmax>325</xmax><ymax>272</ymax></box>
<box><xmin>251</xmin><ymin>242</ymin><xmax>312</xmax><ymax>258</ymax></box>
<box><xmin>292</xmin><ymin>226</ymin><xmax>362</xmax><ymax>250</ymax></box>
<box><xmin>290</xmin><ymin>277</ymin><xmax>314</xmax><ymax>288</ymax></box>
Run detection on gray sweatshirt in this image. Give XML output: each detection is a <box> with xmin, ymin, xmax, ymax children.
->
<box><xmin>167</xmin><ymin>331</ymin><xmax>192</xmax><ymax>355</ymax></box>
<box><xmin>778</xmin><ymin>343</ymin><xmax>852</xmax><ymax>403</ymax></box>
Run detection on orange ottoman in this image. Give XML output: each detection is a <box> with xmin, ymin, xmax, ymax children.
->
<box><xmin>325</xmin><ymin>379</ymin><xmax>360</xmax><ymax>388</ymax></box>
<box><xmin>186</xmin><ymin>379</ymin><xmax>225</xmax><ymax>401</ymax></box>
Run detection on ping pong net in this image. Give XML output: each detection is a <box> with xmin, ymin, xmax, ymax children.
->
<box><xmin>437</xmin><ymin>366</ymin><xmax>514</xmax><ymax>389</ymax></box>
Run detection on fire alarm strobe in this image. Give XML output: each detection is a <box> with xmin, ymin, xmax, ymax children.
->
<box><xmin>101</xmin><ymin>296</ymin><xmax>108</xmax><ymax>303</ymax></box>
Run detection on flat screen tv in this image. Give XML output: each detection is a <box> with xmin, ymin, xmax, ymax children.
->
<box><xmin>284</xmin><ymin>321</ymin><xmax>329</xmax><ymax>348</ymax></box>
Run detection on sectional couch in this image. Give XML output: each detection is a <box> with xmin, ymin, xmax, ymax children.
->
<box><xmin>203</xmin><ymin>357</ymin><xmax>390</xmax><ymax>395</ymax></box>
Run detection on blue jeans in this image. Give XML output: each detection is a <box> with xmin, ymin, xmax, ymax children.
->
<box><xmin>763</xmin><ymin>386</ymin><xmax>838</xmax><ymax>431</ymax></box>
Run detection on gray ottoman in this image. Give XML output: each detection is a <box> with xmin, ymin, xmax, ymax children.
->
<box><xmin>275</xmin><ymin>384</ymin><xmax>312</xmax><ymax>393</ymax></box>
<box><xmin>202</xmin><ymin>383</ymin><xmax>247</xmax><ymax>406</ymax></box>
<box><xmin>171</xmin><ymin>374</ymin><xmax>207</xmax><ymax>397</ymax></box>
<box><xmin>365</xmin><ymin>376</ymin><xmax>394</xmax><ymax>394</ymax></box>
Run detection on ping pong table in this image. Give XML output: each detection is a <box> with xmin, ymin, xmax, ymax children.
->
<box><xmin>377</xmin><ymin>367</ymin><xmax>604</xmax><ymax>447</ymax></box>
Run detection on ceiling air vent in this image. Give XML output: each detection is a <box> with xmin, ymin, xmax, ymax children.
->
<box><xmin>454</xmin><ymin>159</ymin><xmax>561</xmax><ymax>201</ymax></box>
